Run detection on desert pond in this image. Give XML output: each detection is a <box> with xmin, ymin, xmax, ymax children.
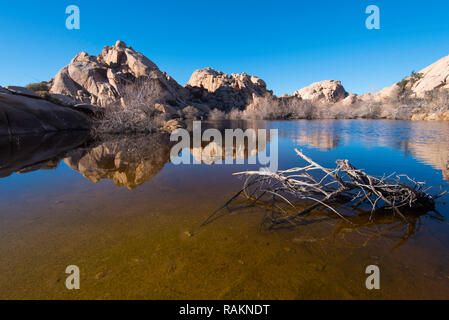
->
<box><xmin>1</xmin><ymin>120</ymin><xmax>449</xmax><ymax>299</ymax></box>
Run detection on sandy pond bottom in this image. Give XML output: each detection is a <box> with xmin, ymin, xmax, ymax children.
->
<box><xmin>1</xmin><ymin>120</ymin><xmax>449</xmax><ymax>299</ymax></box>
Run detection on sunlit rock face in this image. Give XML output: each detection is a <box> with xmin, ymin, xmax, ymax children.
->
<box><xmin>411</xmin><ymin>54</ymin><xmax>449</xmax><ymax>97</ymax></box>
<box><xmin>185</xmin><ymin>68</ymin><xmax>269</xmax><ymax>111</ymax></box>
<box><xmin>64</xmin><ymin>133</ymin><xmax>174</xmax><ymax>189</ymax></box>
<box><xmin>373</xmin><ymin>54</ymin><xmax>449</xmax><ymax>102</ymax></box>
<box><xmin>293</xmin><ymin>80</ymin><xmax>348</xmax><ymax>104</ymax></box>
<box><xmin>50</xmin><ymin>40</ymin><xmax>188</xmax><ymax>109</ymax></box>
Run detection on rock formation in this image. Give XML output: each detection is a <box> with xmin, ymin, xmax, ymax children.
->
<box><xmin>185</xmin><ymin>68</ymin><xmax>269</xmax><ymax>111</ymax></box>
<box><xmin>293</xmin><ymin>80</ymin><xmax>348</xmax><ymax>104</ymax></box>
<box><xmin>3</xmin><ymin>41</ymin><xmax>449</xmax><ymax>128</ymax></box>
<box><xmin>0</xmin><ymin>88</ymin><xmax>90</xmax><ymax>135</ymax></box>
<box><xmin>50</xmin><ymin>40</ymin><xmax>189</xmax><ymax>110</ymax></box>
<box><xmin>409</xmin><ymin>54</ymin><xmax>449</xmax><ymax>97</ymax></box>
<box><xmin>374</xmin><ymin>54</ymin><xmax>449</xmax><ymax>101</ymax></box>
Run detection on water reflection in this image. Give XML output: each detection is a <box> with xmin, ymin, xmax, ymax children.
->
<box><xmin>0</xmin><ymin>131</ymin><xmax>89</xmax><ymax>178</ymax></box>
<box><xmin>272</xmin><ymin>120</ymin><xmax>449</xmax><ymax>181</ymax></box>
<box><xmin>1</xmin><ymin>120</ymin><xmax>449</xmax><ymax>187</ymax></box>
<box><xmin>64</xmin><ymin>133</ymin><xmax>174</xmax><ymax>189</ymax></box>
<box><xmin>64</xmin><ymin>121</ymin><xmax>269</xmax><ymax>189</ymax></box>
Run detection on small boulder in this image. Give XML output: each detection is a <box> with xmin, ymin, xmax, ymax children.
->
<box><xmin>115</xmin><ymin>40</ymin><xmax>127</xmax><ymax>48</ymax></box>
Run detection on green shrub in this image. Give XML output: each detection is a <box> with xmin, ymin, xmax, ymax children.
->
<box><xmin>26</xmin><ymin>81</ymin><xmax>50</xmax><ymax>93</ymax></box>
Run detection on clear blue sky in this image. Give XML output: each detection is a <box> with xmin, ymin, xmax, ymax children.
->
<box><xmin>1</xmin><ymin>0</ymin><xmax>448</xmax><ymax>95</ymax></box>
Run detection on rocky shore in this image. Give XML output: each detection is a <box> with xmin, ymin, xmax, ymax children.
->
<box><xmin>1</xmin><ymin>40</ymin><xmax>449</xmax><ymax>136</ymax></box>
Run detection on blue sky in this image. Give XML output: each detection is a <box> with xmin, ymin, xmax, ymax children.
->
<box><xmin>0</xmin><ymin>0</ymin><xmax>448</xmax><ymax>95</ymax></box>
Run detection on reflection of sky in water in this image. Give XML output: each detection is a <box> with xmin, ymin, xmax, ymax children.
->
<box><xmin>1</xmin><ymin>120</ymin><xmax>448</xmax><ymax>216</ymax></box>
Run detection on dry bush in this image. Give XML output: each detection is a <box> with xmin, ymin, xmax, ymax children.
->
<box><xmin>91</xmin><ymin>77</ymin><xmax>169</xmax><ymax>135</ymax></box>
<box><xmin>204</xmin><ymin>150</ymin><xmax>446</xmax><ymax>229</ymax></box>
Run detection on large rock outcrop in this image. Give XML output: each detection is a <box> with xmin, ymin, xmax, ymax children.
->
<box><xmin>0</xmin><ymin>90</ymin><xmax>90</xmax><ymax>136</ymax></box>
<box><xmin>374</xmin><ymin>54</ymin><xmax>449</xmax><ymax>102</ymax></box>
<box><xmin>50</xmin><ymin>40</ymin><xmax>189</xmax><ymax>109</ymax></box>
<box><xmin>185</xmin><ymin>68</ymin><xmax>269</xmax><ymax>111</ymax></box>
<box><xmin>293</xmin><ymin>80</ymin><xmax>348</xmax><ymax>104</ymax></box>
<box><xmin>410</xmin><ymin>54</ymin><xmax>449</xmax><ymax>97</ymax></box>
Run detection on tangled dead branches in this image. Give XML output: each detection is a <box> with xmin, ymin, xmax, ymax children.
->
<box><xmin>204</xmin><ymin>150</ymin><xmax>447</xmax><ymax>228</ymax></box>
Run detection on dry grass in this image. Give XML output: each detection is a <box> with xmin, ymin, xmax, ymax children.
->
<box><xmin>207</xmin><ymin>87</ymin><xmax>449</xmax><ymax>121</ymax></box>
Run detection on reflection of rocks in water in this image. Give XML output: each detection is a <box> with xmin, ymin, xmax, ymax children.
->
<box><xmin>406</xmin><ymin>142</ymin><xmax>449</xmax><ymax>181</ymax></box>
<box><xmin>64</xmin><ymin>133</ymin><xmax>174</xmax><ymax>189</ymax></box>
<box><xmin>290</xmin><ymin>131</ymin><xmax>340</xmax><ymax>151</ymax></box>
<box><xmin>190</xmin><ymin>131</ymin><xmax>269</xmax><ymax>164</ymax></box>
<box><xmin>275</xmin><ymin>122</ymin><xmax>341</xmax><ymax>151</ymax></box>
<box><xmin>0</xmin><ymin>131</ymin><xmax>90</xmax><ymax>178</ymax></box>
<box><xmin>187</xmin><ymin>120</ymin><xmax>269</xmax><ymax>164</ymax></box>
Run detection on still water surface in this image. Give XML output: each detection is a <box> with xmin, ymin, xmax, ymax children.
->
<box><xmin>1</xmin><ymin>120</ymin><xmax>449</xmax><ymax>299</ymax></box>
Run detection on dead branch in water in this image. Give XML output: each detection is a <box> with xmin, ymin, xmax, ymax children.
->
<box><xmin>204</xmin><ymin>150</ymin><xmax>447</xmax><ymax>228</ymax></box>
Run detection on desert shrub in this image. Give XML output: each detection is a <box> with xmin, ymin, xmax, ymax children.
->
<box><xmin>25</xmin><ymin>81</ymin><xmax>65</xmax><ymax>105</ymax></box>
<box><xmin>26</xmin><ymin>81</ymin><xmax>50</xmax><ymax>93</ymax></box>
<box><xmin>409</xmin><ymin>71</ymin><xmax>424</xmax><ymax>85</ymax></box>
<box><xmin>91</xmin><ymin>77</ymin><xmax>169</xmax><ymax>135</ymax></box>
<box><xmin>224</xmin><ymin>94</ymin><xmax>317</xmax><ymax>120</ymax></box>
<box><xmin>92</xmin><ymin>103</ymin><xmax>167</xmax><ymax>136</ymax></box>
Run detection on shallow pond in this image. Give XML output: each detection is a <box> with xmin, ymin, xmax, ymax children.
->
<box><xmin>1</xmin><ymin>120</ymin><xmax>449</xmax><ymax>299</ymax></box>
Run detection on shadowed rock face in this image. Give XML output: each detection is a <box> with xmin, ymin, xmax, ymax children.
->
<box><xmin>0</xmin><ymin>92</ymin><xmax>91</xmax><ymax>136</ymax></box>
<box><xmin>64</xmin><ymin>133</ymin><xmax>174</xmax><ymax>189</ymax></box>
<box><xmin>50</xmin><ymin>40</ymin><xmax>189</xmax><ymax>109</ymax></box>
